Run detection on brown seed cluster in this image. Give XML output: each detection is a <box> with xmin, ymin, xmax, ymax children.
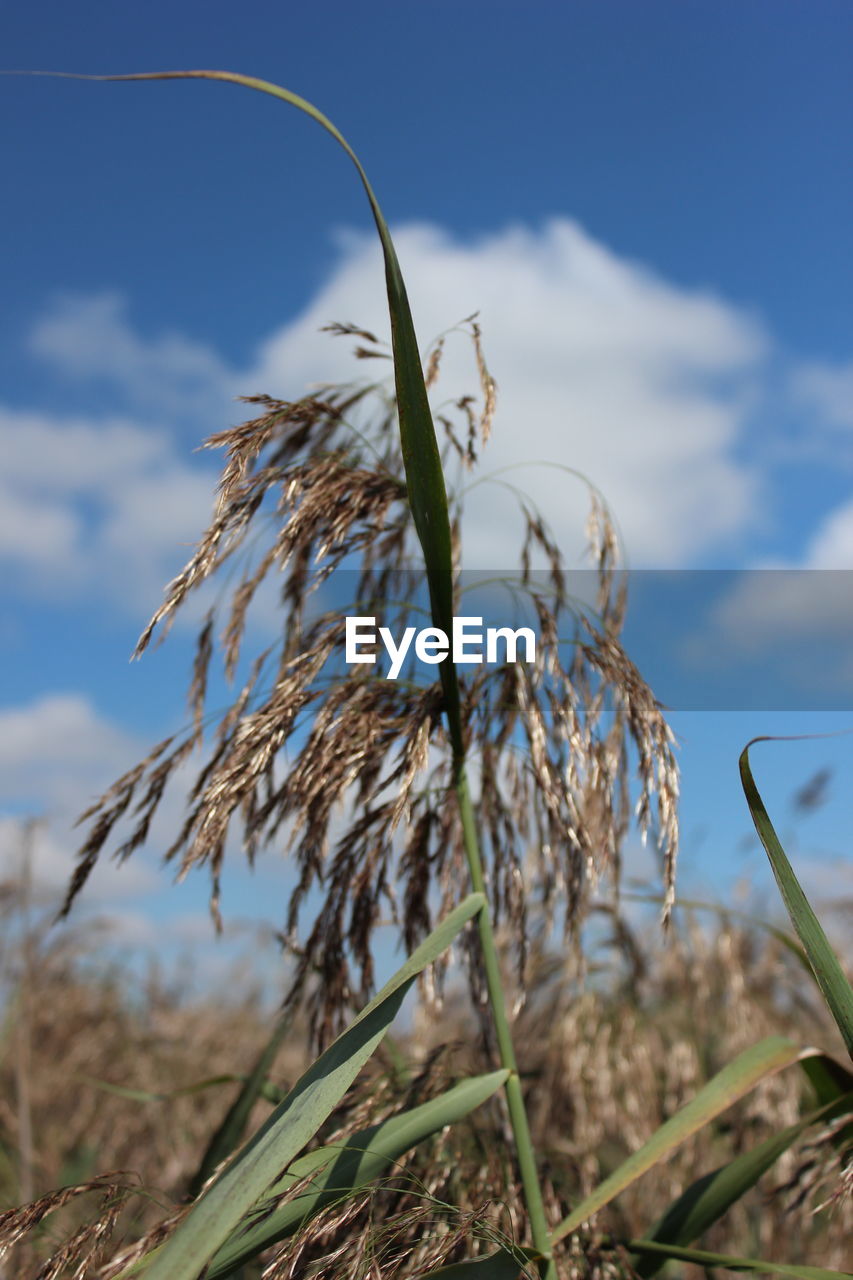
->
<box><xmin>65</xmin><ymin>323</ymin><xmax>679</xmax><ymax>1046</ymax></box>
<box><xmin>0</xmin><ymin>1174</ymin><xmax>138</xmax><ymax>1279</ymax></box>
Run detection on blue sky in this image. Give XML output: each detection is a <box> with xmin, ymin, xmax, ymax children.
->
<box><xmin>1</xmin><ymin>2</ymin><xmax>851</xmax><ymax>973</ymax></box>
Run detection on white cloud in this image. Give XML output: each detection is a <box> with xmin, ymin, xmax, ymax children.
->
<box><xmin>244</xmin><ymin>219</ymin><xmax>767</xmax><ymax>566</ymax></box>
<box><xmin>0</xmin><ymin>815</ymin><xmax>157</xmax><ymax>905</ymax></box>
<box><xmin>705</xmin><ymin>571</ymin><xmax>853</xmax><ymax>664</ymax></box>
<box><xmin>0</xmin><ymin>695</ymin><xmax>161</xmax><ymax>903</ymax></box>
<box><xmin>0</xmin><ymin>694</ymin><xmax>137</xmax><ymax>809</ymax></box>
<box><xmin>0</xmin><ymin>488</ymin><xmax>80</xmax><ymax>569</ymax></box>
<box><xmin>803</xmin><ymin>497</ymin><xmax>853</xmax><ymax>568</ymax></box>
<box><xmin>30</xmin><ymin>292</ymin><xmax>235</xmax><ymax>424</ymax></box>
<box><xmin>94</xmin><ymin>908</ymin><xmax>220</xmax><ymax>949</ymax></box>
<box><xmin>792</xmin><ymin>359</ymin><xmax>853</xmax><ymax>433</ymax></box>
<box><xmin>0</xmin><ymin>694</ymin><xmax>286</xmax><ymax>930</ymax></box>
<box><xmin>0</xmin><ymin>405</ymin><xmax>217</xmax><ymax>606</ymax></box>
<box><xmin>695</xmin><ymin>491</ymin><xmax>853</xmax><ymax>664</ymax></box>
<box><xmin>2</xmin><ymin>217</ymin><xmax>775</xmax><ymax>624</ymax></box>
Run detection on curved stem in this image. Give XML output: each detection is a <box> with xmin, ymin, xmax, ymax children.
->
<box><xmin>455</xmin><ymin>761</ymin><xmax>556</xmax><ymax>1278</ymax></box>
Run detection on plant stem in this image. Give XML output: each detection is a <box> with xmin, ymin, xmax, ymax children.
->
<box><xmin>454</xmin><ymin>761</ymin><xmax>556</xmax><ymax>1278</ymax></box>
<box><xmin>15</xmin><ymin>819</ymin><xmax>36</xmax><ymax>1207</ymax></box>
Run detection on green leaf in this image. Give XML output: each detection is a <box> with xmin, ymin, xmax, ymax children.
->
<box><xmin>28</xmin><ymin>67</ymin><xmax>464</xmax><ymax>754</ymax></box>
<box><xmin>78</xmin><ymin>1073</ymin><xmax>283</xmax><ymax>1106</ymax></box>
<box><xmin>417</xmin><ymin>1247</ymin><xmax>540</xmax><ymax>1279</ymax></box>
<box><xmin>142</xmin><ymin>894</ymin><xmax>484</xmax><ymax>1280</ymax></box>
<box><xmin>189</xmin><ymin>1006</ymin><xmax>297</xmax><ymax>1197</ymax></box>
<box><xmin>634</xmin><ymin>1090</ymin><xmax>853</xmax><ymax>1277</ymax></box>
<box><xmin>627</xmin><ymin>1239</ymin><xmax>853</xmax><ymax>1280</ymax></box>
<box><xmin>550</xmin><ymin>1035</ymin><xmax>802</xmax><ymax>1244</ymax></box>
<box><xmin>740</xmin><ymin>739</ymin><xmax>853</xmax><ymax>1060</ymax></box>
<box><xmin>206</xmin><ymin>1070</ymin><xmax>509</xmax><ymax>1279</ymax></box>
<box><xmin>799</xmin><ymin>1050</ymin><xmax>853</xmax><ymax>1107</ymax></box>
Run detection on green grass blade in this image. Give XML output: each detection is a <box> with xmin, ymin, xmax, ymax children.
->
<box><xmin>24</xmin><ymin>68</ymin><xmax>463</xmax><ymax>751</ymax></box>
<box><xmin>628</xmin><ymin>1239</ymin><xmax>853</xmax><ymax>1280</ymax></box>
<box><xmin>206</xmin><ymin>1070</ymin><xmax>509</xmax><ymax>1278</ymax></box>
<box><xmin>799</xmin><ymin>1050</ymin><xmax>853</xmax><ymax>1106</ymax></box>
<box><xmin>142</xmin><ymin>894</ymin><xmax>484</xmax><ymax>1280</ymax></box>
<box><xmin>189</xmin><ymin>1005</ymin><xmax>297</xmax><ymax>1197</ymax></box>
<box><xmin>550</xmin><ymin>1035</ymin><xmax>802</xmax><ymax>1245</ymax></box>
<box><xmin>634</xmin><ymin>1090</ymin><xmax>853</xmax><ymax>1277</ymax></box>
<box><xmin>78</xmin><ymin>1073</ymin><xmax>283</xmax><ymax>1106</ymax></box>
<box><xmin>417</xmin><ymin>1248</ymin><xmax>540</xmax><ymax>1278</ymax></box>
<box><xmin>740</xmin><ymin>739</ymin><xmax>853</xmax><ymax>1060</ymax></box>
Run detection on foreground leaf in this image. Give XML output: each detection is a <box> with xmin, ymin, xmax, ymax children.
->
<box><xmin>189</xmin><ymin>1006</ymin><xmax>297</xmax><ymax>1197</ymax></box>
<box><xmin>628</xmin><ymin>1239</ymin><xmax>853</xmax><ymax>1280</ymax></box>
<box><xmin>550</xmin><ymin>1035</ymin><xmax>802</xmax><ymax>1244</ymax></box>
<box><xmin>207</xmin><ymin>1070</ymin><xmax>509</xmax><ymax>1278</ymax></box>
<box><xmin>418</xmin><ymin>1247</ymin><xmax>540</xmax><ymax>1279</ymax></box>
<box><xmin>799</xmin><ymin>1051</ymin><xmax>853</xmax><ymax>1106</ymax></box>
<box><xmin>141</xmin><ymin>894</ymin><xmax>484</xmax><ymax>1280</ymax></box>
<box><xmin>634</xmin><ymin>1089</ymin><xmax>853</xmax><ymax>1276</ymax></box>
<box><xmin>740</xmin><ymin>739</ymin><xmax>853</xmax><ymax>1060</ymax></box>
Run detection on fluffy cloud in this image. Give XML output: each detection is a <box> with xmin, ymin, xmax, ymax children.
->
<box><xmin>0</xmin><ymin>405</ymin><xmax>218</xmax><ymax>605</ymax></box>
<box><xmin>29</xmin><ymin>292</ymin><xmax>235</xmax><ymax>425</ymax></box>
<box><xmin>804</xmin><ymin>497</ymin><xmax>853</xmax><ymax>568</ymax></box>
<box><xmin>0</xmin><ymin>694</ymin><xmax>136</xmax><ymax>806</ymax></box>
<box><xmin>0</xmin><ymin>217</ymin><xmax>777</xmax><ymax>630</ymax></box>
<box><xmin>245</xmin><ymin>219</ymin><xmax>767</xmax><ymax>566</ymax></box>
<box><xmin>0</xmin><ymin>694</ymin><xmax>160</xmax><ymax>902</ymax></box>
<box><xmin>792</xmin><ymin>359</ymin><xmax>853</xmax><ymax>434</ymax></box>
<box><xmin>677</xmin><ymin>491</ymin><xmax>853</xmax><ymax>701</ymax></box>
<box><xmin>0</xmin><ymin>815</ymin><xmax>157</xmax><ymax>906</ymax></box>
<box><xmin>0</xmin><ymin>692</ymin><xmax>293</xmax><ymax>942</ymax></box>
<box><xmin>706</xmin><ymin>570</ymin><xmax>853</xmax><ymax>657</ymax></box>
<box><xmin>2</xmin><ymin>217</ymin><xmax>774</xmax><ymax>624</ymax></box>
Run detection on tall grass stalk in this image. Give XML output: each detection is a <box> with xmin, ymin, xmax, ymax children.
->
<box><xmin>454</xmin><ymin>764</ymin><xmax>554</xmax><ymax>1271</ymax></box>
<box><xmin>2</xmin><ymin>66</ymin><xmax>850</xmax><ymax>1280</ymax></box>
<box><xmin>23</xmin><ymin>66</ymin><xmax>557</xmax><ymax>1275</ymax></box>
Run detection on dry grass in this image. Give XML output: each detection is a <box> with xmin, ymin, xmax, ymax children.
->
<box><xmin>3</xmin><ymin>334</ymin><xmax>847</xmax><ymax>1277</ymax></box>
<box><xmin>0</xmin><ymin>894</ymin><xmax>848</xmax><ymax>1277</ymax></box>
<box><xmin>61</xmin><ymin>327</ymin><xmax>678</xmax><ymax>1051</ymax></box>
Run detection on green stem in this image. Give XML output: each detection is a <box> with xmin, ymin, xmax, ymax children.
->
<box><xmin>455</xmin><ymin>761</ymin><xmax>556</xmax><ymax>1279</ymax></box>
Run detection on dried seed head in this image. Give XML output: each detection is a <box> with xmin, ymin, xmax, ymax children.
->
<box><xmin>68</xmin><ymin>324</ymin><xmax>678</xmax><ymax>1042</ymax></box>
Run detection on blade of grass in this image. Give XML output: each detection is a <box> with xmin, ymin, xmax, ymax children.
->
<box><xmin>417</xmin><ymin>1248</ymin><xmax>540</xmax><ymax>1279</ymax></box>
<box><xmin>79</xmin><ymin>1074</ymin><xmax>284</xmax><ymax>1106</ymax></box>
<box><xmin>141</xmin><ymin>894</ymin><xmax>484</xmax><ymax>1280</ymax></box>
<box><xmin>634</xmin><ymin>1090</ymin><xmax>853</xmax><ymax>1277</ymax></box>
<box><xmin>206</xmin><ymin>1070</ymin><xmax>509</xmax><ymax>1279</ymax></box>
<box><xmin>188</xmin><ymin>1005</ymin><xmax>296</xmax><ymax>1198</ymax></box>
<box><xmin>799</xmin><ymin>1051</ymin><xmax>853</xmax><ymax>1106</ymax></box>
<box><xmin>740</xmin><ymin>738</ymin><xmax>853</xmax><ymax>1060</ymax></box>
<box><xmin>14</xmin><ymin>67</ymin><xmax>463</xmax><ymax>754</ymax></box>
<box><xmin>627</xmin><ymin>1239</ymin><xmax>853</xmax><ymax>1280</ymax></box>
<box><xmin>550</xmin><ymin>1035</ymin><xmax>803</xmax><ymax>1245</ymax></box>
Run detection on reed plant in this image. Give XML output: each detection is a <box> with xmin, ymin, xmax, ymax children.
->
<box><xmin>1</xmin><ymin>70</ymin><xmax>851</xmax><ymax>1279</ymax></box>
<box><xmin>0</xmin><ymin>882</ymin><xmax>849</xmax><ymax>1275</ymax></box>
